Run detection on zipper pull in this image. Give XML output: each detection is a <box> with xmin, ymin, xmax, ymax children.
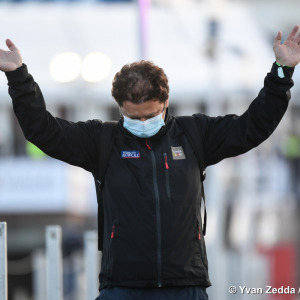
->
<box><xmin>146</xmin><ymin>139</ymin><xmax>151</xmax><ymax>150</ymax></box>
<box><xmin>163</xmin><ymin>153</ymin><xmax>169</xmax><ymax>169</ymax></box>
<box><xmin>111</xmin><ymin>225</ymin><xmax>116</xmax><ymax>239</ymax></box>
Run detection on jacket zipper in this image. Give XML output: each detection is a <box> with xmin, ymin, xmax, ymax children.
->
<box><xmin>197</xmin><ymin>220</ymin><xmax>201</xmax><ymax>240</ymax></box>
<box><xmin>146</xmin><ymin>140</ymin><xmax>162</xmax><ymax>287</ymax></box>
<box><xmin>163</xmin><ymin>153</ymin><xmax>171</xmax><ymax>199</ymax></box>
<box><xmin>107</xmin><ymin>221</ymin><xmax>118</xmax><ymax>272</ymax></box>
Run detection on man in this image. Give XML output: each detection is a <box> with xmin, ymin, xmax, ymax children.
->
<box><xmin>1</xmin><ymin>25</ymin><xmax>300</xmax><ymax>300</ymax></box>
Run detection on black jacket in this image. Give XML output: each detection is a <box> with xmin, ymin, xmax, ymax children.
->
<box><xmin>6</xmin><ymin>63</ymin><xmax>294</xmax><ymax>289</ymax></box>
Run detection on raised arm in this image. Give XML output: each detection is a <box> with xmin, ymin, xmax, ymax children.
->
<box><xmin>1</xmin><ymin>40</ymin><xmax>100</xmax><ymax>173</ymax></box>
<box><xmin>197</xmin><ymin>25</ymin><xmax>300</xmax><ymax>168</ymax></box>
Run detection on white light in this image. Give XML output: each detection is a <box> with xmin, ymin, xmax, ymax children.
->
<box><xmin>49</xmin><ymin>53</ymin><xmax>82</xmax><ymax>83</ymax></box>
<box><xmin>81</xmin><ymin>52</ymin><xmax>112</xmax><ymax>83</ymax></box>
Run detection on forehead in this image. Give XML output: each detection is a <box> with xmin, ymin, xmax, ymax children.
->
<box><xmin>122</xmin><ymin>100</ymin><xmax>164</xmax><ymax>117</ymax></box>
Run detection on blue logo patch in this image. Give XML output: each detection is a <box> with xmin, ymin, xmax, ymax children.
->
<box><xmin>121</xmin><ymin>150</ymin><xmax>140</xmax><ymax>159</ymax></box>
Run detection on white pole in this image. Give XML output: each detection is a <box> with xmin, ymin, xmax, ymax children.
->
<box><xmin>71</xmin><ymin>251</ymin><xmax>84</xmax><ymax>300</ymax></box>
<box><xmin>84</xmin><ymin>231</ymin><xmax>100</xmax><ymax>300</ymax></box>
<box><xmin>0</xmin><ymin>222</ymin><xmax>8</xmax><ymax>300</ymax></box>
<box><xmin>32</xmin><ymin>249</ymin><xmax>47</xmax><ymax>300</ymax></box>
<box><xmin>46</xmin><ymin>226</ymin><xmax>63</xmax><ymax>300</ymax></box>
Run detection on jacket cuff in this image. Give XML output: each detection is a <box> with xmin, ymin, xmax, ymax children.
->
<box><xmin>270</xmin><ymin>61</ymin><xmax>294</xmax><ymax>79</ymax></box>
<box><xmin>5</xmin><ymin>63</ymin><xmax>28</xmax><ymax>83</ymax></box>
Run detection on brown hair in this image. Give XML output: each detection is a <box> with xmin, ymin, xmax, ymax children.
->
<box><xmin>111</xmin><ymin>60</ymin><xmax>169</xmax><ymax>106</ymax></box>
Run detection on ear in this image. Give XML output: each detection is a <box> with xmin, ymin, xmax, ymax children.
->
<box><xmin>165</xmin><ymin>99</ymin><xmax>169</xmax><ymax>108</ymax></box>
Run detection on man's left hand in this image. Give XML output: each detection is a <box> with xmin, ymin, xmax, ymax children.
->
<box><xmin>273</xmin><ymin>25</ymin><xmax>300</xmax><ymax>67</ymax></box>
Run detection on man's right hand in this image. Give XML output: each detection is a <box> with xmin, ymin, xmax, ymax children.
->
<box><xmin>0</xmin><ymin>39</ymin><xmax>23</xmax><ymax>72</ymax></box>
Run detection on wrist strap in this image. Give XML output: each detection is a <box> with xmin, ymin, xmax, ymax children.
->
<box><xmin>276</xmin><ymin>62</ymin><xmax>288</xmax><ymax>78</ymax></box>
<box><xmin>276</xmin><ymin>62</ymin><xmax>291</xmax><ymax>68</ymax></box>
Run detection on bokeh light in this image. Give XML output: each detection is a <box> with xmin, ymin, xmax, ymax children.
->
<box><xmin>49</xmin><ymin>52</ymin><xmax>82</xmax><ymax>83</ymax></box>
<box><xmin>81</xmin><ymin>52</ymin><xmax>112</xmax><ymax>83</ymax></box>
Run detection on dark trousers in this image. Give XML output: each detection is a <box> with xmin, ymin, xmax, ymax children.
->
<box><xmin>95</xmin><ymin>286</ymin><xmax>208</xmax><ymax>300</ymax></box>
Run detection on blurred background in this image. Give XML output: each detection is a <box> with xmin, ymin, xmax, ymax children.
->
<box><xmin>0</xmin><ymin>0</ymin><xmax>300</xmax><ymax>299</ymax></box>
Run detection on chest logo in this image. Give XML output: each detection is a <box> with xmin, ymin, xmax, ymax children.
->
<box><xmin>121</xmin><ymin>150</ymin><xmax>140</xmax><ymax>159</ymax></box>
<box><xmin>171</xmin><ymin>146</ymin><xmax>186</xmax><ymax>160</ymax></box>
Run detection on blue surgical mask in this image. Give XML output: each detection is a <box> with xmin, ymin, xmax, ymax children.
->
<box><xmin>123</xmin><ymin>112</ymin><xmax>165</xmax><ymax>138</ymax></box>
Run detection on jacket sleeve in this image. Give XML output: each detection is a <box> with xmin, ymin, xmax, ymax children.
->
<box><xmin>194</xmin><ymin>62</ymin><xmax>295</xmax><ymax>168</ymax></box>
<box><xmin>6</xmin><ymin>64</ymin><xmax>100</xmax><ymax>173</ymax></box>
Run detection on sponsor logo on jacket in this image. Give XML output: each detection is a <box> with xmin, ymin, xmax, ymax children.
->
<box><xmin>121</xmin><ymin>150</ymin><xmax>140</xmax><ymax>158</ymax></box>
<box><xmin>171</xmin><ymin>146</ymin><xmax>186</xmax><ymax>160</ymax></box>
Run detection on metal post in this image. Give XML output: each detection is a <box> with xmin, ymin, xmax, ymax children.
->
<box><xmin>84</xmin><ymin>231</ymin><xmax>99</xmax><ymax>300</ymax></box>
<box><xmin>46</xmin><ymin>226</ymin><xmax>63</xmax><ymax>300</ymax></box>
<box><xmin>71</xmin><ymin>251</ymin><xmax>84</xmax><ymax>300</ymax></box>
<box><xmin>32</xmin><ymin>249</ymin><xmax>46</xmax><ymax>300</ymax></box>
<box><xmin>0</xmin><ymin>222</ymin><xmax>7</xmax><ymax>300</ymax></box>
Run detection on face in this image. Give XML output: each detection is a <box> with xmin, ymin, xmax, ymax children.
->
<box><xmin>121</xmin><ymin>99</ymin><xmax>169</xmax><ymax>122</ymax></box>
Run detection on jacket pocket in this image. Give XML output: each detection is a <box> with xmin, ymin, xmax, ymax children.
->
<box><xmin>163</xmin><ymin>153</ymin><xmax>171</xmax><ymax>199</ymax></box>
<box><xmin>106</xmin><ymin>220</ymin><xmax>118</xmax><ymax>273</ymax></box>
<box><xmin>197</xmin><ymin>219</ymin><xmax>201</xmax><ymax>241</ymax></box>
<box><xmin>197</xmin><ymin>219</ymin><xmax>208</xmax><ymax>270</ymax></box>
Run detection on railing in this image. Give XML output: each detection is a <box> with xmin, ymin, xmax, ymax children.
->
<box><xmin>0</xmin><ymin>222</ymin><xmax>100</xmax><ymax>300</ymax></box>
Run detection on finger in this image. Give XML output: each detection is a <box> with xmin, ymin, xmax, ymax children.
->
<box><xmin>274</xmin><ymin>31</ymin><xmax>282</xmax><ymax>47</ymax></box>
<box><xmin>6</xmin><ymin>39</ymin><xmax>18</xmax><ymax>51</ymax></box>
<box><xmin>286</xmin><ymin>25</ymin><xmax>300</xmax><ymax>41</ymax></box>
<box><xmin>295</xmin><ymin>31</ymin><xmax>300</xmax><ymax>44</ymax></box>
